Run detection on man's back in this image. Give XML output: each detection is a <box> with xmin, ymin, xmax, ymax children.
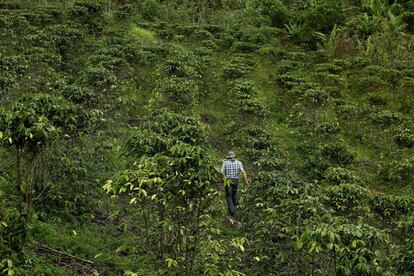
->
<box><xmin>222</xmin><ymin>159</ymin><xmax>244</xmax><ymax>179</ymax></box>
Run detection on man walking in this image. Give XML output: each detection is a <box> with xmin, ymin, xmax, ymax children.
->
<box><xmin>221</xmin><ymin>151</ymin><xmax>249</xmax><ymax>217</ymax></box>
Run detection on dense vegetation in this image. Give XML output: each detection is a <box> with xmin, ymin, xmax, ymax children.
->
<box><xmin>0</xmin><ymin>0</ymin><xmax>414</xmax><ymax>274</ymax></box>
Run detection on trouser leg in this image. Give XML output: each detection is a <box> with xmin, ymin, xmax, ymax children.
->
<box><xmin>231</xmin><ymin>179</ymin><xmax>238</xmax><ymax>208</ymax></box>
<box><xmin>225</xmin><ymin>185</ymin><xmax>235</xmax><ymax>216</ymax></box>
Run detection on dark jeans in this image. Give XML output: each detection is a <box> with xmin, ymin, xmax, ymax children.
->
<box><xmin>225</xmin><ymin>178</ymin><xmax>238</xmax><ymax>216</ymax></box>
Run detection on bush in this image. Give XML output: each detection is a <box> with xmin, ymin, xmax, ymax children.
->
<box><xmin>60</xmin><ymin>84</ymin><xmax>96</xmax><ymax>106</ymax></box>
<box><xmin>114</xmin><ymin>4</ymin><xmax>134</xmax><ymax>20</ymax></box>
<box><xmin>302</xmin><ymin>88</ymin><xmax>330</xmax><ymax>104</ymax></box>
<box><xmin>81</xmin><ymin>66</ymin><xmax>118</xmax><ymax>91</ymax></box>
<box><xmin>349</xmin><ymin>76</ymin><xmax>389</xmax><ymax>93</ymax></box>
<box><xmin>364</xmin><ymin>65</ymin><xmax>402</xmax><ymax>86</ymax></box>
<box><xmin>18</xmin><ymin>94</ymin><xmax>88</xmax><ymax>132</ymax></box>
<box><xmin>255</xmin><ymin>0</ymin><xmax>289</xmax><ymax>28</ymax></box>
<box><xmin>222</xmin><ymin>57</ymin><xmax>255</xmax><ymax>79</ymax></box>
<box><xmin>394</xmin><ymin>239</ymin><xmax>414</xmax><ymax>274</ymax></box>
<box><xmin>395</xmin><ymin>127</ymin><xmax>414</xmax><ymax>148</ymax></box>
<box><xmin>324</xmin><ymin>167</ymin><xmax>362</xmax><ymax>185</ymax></box>
<box><xmin>237</xmin><ymin>98</ymin><xmax>268</xmax><ymax>117</ymax></box>
<box><xmin>315</xmin><ymin>63</ymin><xmax>343</xmax><ymax>74</ymax></box>
<box><xmin>155</xmin><ymin>77</ymin><xmax>198</xmax><ymax>111</ymax></box>
<box><xmin>322</xmin><ymin>183</ymin><xmax>369</xmax><ymax>211</ymax></box>
<box><xmin>321</xmin><ymin>143</ymin><xmax>355</xmax><ymax>165</ymax></box>
<box><xmin>69</xmin><ymin>0</ymin><xmax>105</xmax><ymax>22</ymax></box>
<box><xmin>316</xmin><ymin>122</ymin><xmax>340</xmax><ymax>136</ymax></box>
<box><xmin>366</xmin><ymin>93</ymin><xmax>387</xmax><ymax>106</ymax></box>
<box><xmin>370</xmin><ymin>110</ymin><xmax>403</xmax><ymax>126</ymax></box>
<box><xmin>232</xmin><ymin>42</ymin><xmax>259</xmax><ymax>53</ymax></box>
<box><xmin>381</xmin><ymin>158</ymin><xmax>414</xmax><ymax>185</ymax></box>
<box><xmin>370</xmin><ymin>195</ymin><xmax>414</xmax><ymax>218</ymax></box>
<box><xmin>275</xmin><ymin>74</ymin><xmax>309</xmax><ymax>89</ymax></box>
<box><xmin>234</xmin><ymin>80</ymin><xmax>258</xmax><ymax>99</ymax></box>
<box><xmin>306</xmin><ymin>2</ymin><xmax>345</xmax><ymax>33</ymax></box>
<box><xmin>276</xmin><ymin>59</ymin><xmax>305</xmax><ymax>73</ymax></box>
<box><xmin>140</xmin><ymin>0</ymin><xmax>159</xmax><ymax>21</ymax></box>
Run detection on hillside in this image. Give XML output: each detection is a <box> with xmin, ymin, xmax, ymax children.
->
<box><xmin>1</xmin><ymin>0</ymin><xmax>414</xmax><ymax>275</ymax></box>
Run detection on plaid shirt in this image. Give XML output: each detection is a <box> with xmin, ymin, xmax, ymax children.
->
<box><xmin>221</xmin><ymin>159</ymin><xmax>244</xmax><ymax>179</ymax></box>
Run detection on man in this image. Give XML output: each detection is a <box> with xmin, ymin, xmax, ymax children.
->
<box><xmin>221</xmin><ymin>151</ymin><xmax>249</xmax><ymax>216</ymax></box>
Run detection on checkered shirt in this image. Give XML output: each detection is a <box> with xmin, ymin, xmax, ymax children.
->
<box><xmin>221</xmin><ymin>159</ymin><xmax>244</xmax><ymax>179</ymax></box>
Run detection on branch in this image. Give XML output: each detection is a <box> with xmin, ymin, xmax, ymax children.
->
<box><xmin>34</xmin><ymin>242</ymin><xmax>94</xmax><ymax>265</ymax></box>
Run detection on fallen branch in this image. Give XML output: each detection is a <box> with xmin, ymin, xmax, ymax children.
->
<box><xmin>33</xmin><ymin>242</ymin><xmax>94</xmax><ymax>265</ymax></box>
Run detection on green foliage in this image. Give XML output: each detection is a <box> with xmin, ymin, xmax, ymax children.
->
<box><xmin>105</xmin><ymin>110</ymin><xmax>222</xmax><ymax>274</ymax></box>
<box><xmin>155</xmin><ymin>77</ymin><xmax>198</xmax><ymax>111</ymax></box>
<box><xmin>305</xmin><ymin>1</ymin><xmax>345</xmax><ymax>33</ymax></box>
<box><xmin>297</xmin><ymin>219</ymin><xmax>390</xmax><ymax>275</ymax></box>
<box><xmin>381</xmin><ymin>158</ymin><xmax>414</xmax><ymax>186</ymax></box>
<box><xmin>222</xmin><ymin>56</ymin><xmax>255</xmax><ymax>80</ymax></box>
<box><xmin>324</xmin><ymin>167</ymin><xmax>362</xmax><ymax>185</ymax></box>
<box><xmin>320</xmin><ymin>143</ymin><xmax>355</xmax><ymax>165</ymax></box>
<box><xmin>394</xmin><ymin>238</ymin><xmax>414</xmax><ymax>273</ymax></box>
<box><xmin>370</xmin><ymin>194</ymin><xmax>414</xmax><ymax>218</ymax></box>
<box><xmin>322</xmin><ymin>184</ymin><xmax>369</xmax><ymax>211</ymax></box>
<box><xmin>60</xmin><ymin>84</ymin><xmax>96</xmax><ymax>106</ymax></box>
<box><xmin>17</xmin><ymin>94</ymin><xmax>88</xmax><ymax>133</ymax></box>
<box><xmin>81</xmin><ymin>66</ymin><xmax>118</xmax><ymax>91</ymax></box>
<box><xmin>394</xmin><ymin>124</ymin><xmax>414</xmax><ymax>148</ymax></box>
<box><xmin>0</xmin><ymin>103</ymin><xmax>58</xmax><ymax>150</ymax></box>
<box><xmin>126</xmin><ymin>110</ymin><xmax>207</xmax><ymax>157</ymax></box>
<box><xmin>252</xmin><ymin>0</ymin><xmax>289</xmax><ymax>27</ymax></box>
<box><xmin>370</xmin><ymin>110</ymin><xmax>403</xmax><ymax>126</ymax></box>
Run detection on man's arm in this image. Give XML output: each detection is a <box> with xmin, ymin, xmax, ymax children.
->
<box><xmin>238</xmin><ymin>161</ymin><xmax>249</xmax><ymax>185</ymax></box>
<box><xmin>241</xmin><ymin>170</ymin><xmax>249</xmax><ymax>185</ymax></box>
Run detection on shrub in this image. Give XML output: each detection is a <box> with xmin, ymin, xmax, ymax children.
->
<box><xmin>163</xmin><ymin>55</ymin><xmax>200</xmax><ymax>78</ymax></box>
<box><xmin>321</xmin><ymin>143</ymin><xmax>355</xmax><ymax>165</ymax></box>
<box><xmin>395</xmin><ymin>127</ymin><xmax>414</xmax><ymax>148</ymax></box>
<box><xmin>394</xmin><ymin>239</ymin><xmax>414</xmax><ymax>274</ymax></box>
<box><xmin>155</xmin><ymin>77</ymin><xmax>198</xmax><ymax>111</ymax></box>
<box><xmin>140</xmin><ymin>0</ymin><xmax>159</xmax><ymax>21</ymax></box>
<box><xmin>315</xmin><ymin>63</ymin><xmax>343</xmax><ymax>74</ymax></box>
<box><xmin>237</xmin><ymin>98</ymin><xmax>268</xmax><ymax>117</ymax></box>
<box><xmin>275</xmin><ymin>59</ymin><xmax>305</xmax><ymax>73</ymax></box>
<box><xmin>370</xmin><ymin>110</ymin><xmax>403</xmax><ymax>126</ymax></box>
<box><xmin>234</xmin><ymin>80</ymin><xmax>258</xmax><ymax>99</ymax></box>
<box><xmin>322</xmin><ymin>183</ymin><xmax>369</xmax><ymax>211</ymax></box>
<box><xmin>17</xmin><ymin>94</ymin><xmax>88</xmax><ymax>132</ymax></box>
<box><xmin>232</xmin><ymin>41</ymin><xmax>259</xmax><ymax>53</ymax></box>
<box><xmin>364</xmin><ymin>65</ymin><xmax>402</xmax><ymax>86</ymax></box>
<box><xmin>114</xmin><ymin>4</ymin><xmax>134</xmax><ymax>20</ymax></box>
<box><xmin>222</xmin><ymin>57</ymin><xmax>255</xmax><ymax>80</ymax></box>
<box><xmin>366</xmin><ymin>93</ymin><xmax>387</xmax><ymax>106</ymax></box>
<box><xmin>381</xmin><ymin>158</ymin><xmax>414</xmax><ymax>185</ymax></box>
<box><xmin>297</xmin><ymin>220</ymin><xmax>390</xmax><ymax>275</ymax></box>
<box><xmin>60</xmin><ymin>84</ymin><xmax>96</xmax><ymax>106</ymax></box>
<box><xmin>306</xmin><ymin>2</ymin><xmax>345</xmax><ymax>33</ymax></box>
<box><xmin>324</xmin><ymin>167</ymin><xmax>361</xmax><ymax>185</ymax></box>
<box><xmin>81</xmin><ymin>66</ymin><xmax>118</xmax><ymax>91</ymax></box>
<box><xmin>275</xmin><ymin>74</ymin><xmax>308</xmax><ymax>89</ymax></box>
<box><xmin>370</xmin><ymin>195</ymin><xmax>414</xmax><ymax>218</ymax></box>
<box><xmin>255</xmin><ymin>0</ymin><xmax>289</xmax><ymax>28</ymax></box>
<box><xmin>302</xmin><ymin>88</ymin><xmax>330</xmax><ymax>104</ymax></box>
<box><xmin>349</xmin><ymin>76</ymin><xmax>389</xmax><ymax>93</ymax></box>
<box><xmin>69</xmin><ymin>0</ymin><xmax>105</xmax><ymax>23</ymax></box>
<box><xmin>316</xmin><ymin>122</ymin><xmax>340</xmax><ymax>136</ymax></box>
<box><xmin>234</xmin><ymin>127</ymin><xmax>273</xmax><ymax>152</ymax></box>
